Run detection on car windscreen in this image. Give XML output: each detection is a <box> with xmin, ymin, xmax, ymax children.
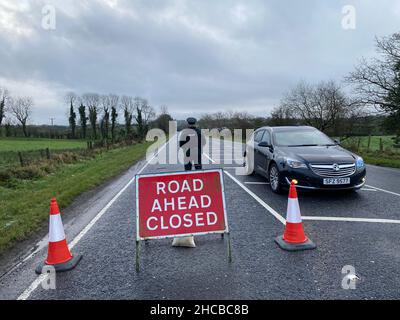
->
<box><xmin>273</xmin><ymin>128</ymin><xmax>334</xmax><ymax>147</ymax></box>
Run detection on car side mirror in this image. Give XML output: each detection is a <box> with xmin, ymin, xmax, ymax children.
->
<box><xmin>258</xmin><ymin>141</ymin><xmax>272</xmax><ymax>148</ymax></box>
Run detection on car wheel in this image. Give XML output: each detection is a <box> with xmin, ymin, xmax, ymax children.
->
<box><xmin>269</xmin><ymin>163</ymin><xmax>283</xmax><ymax>194</ymax></box>
<box><xmin>243</xmin><ymin>152</ymin><xmax>255</xmax><ymax>176</ymax></box>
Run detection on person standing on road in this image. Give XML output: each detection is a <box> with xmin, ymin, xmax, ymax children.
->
<box><xmin>172</xmin><ymin>117</ymin><xmax>206</xmax><ymax>248</ymax></box>
<box><xmin>179</xmin><ymin>117</ymin><xmax>206</xmax><ymax>170</ymax></box>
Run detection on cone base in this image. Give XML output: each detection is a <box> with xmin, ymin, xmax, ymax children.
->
<box><xmin>35</xmin><ymin>254</ymin><xmax>82</xmax><ymax>275</ymax></box>
<box><xmin>274</xmin><ymin>236</ymin><xmax>316</xmax><ymax>251</ymax></box>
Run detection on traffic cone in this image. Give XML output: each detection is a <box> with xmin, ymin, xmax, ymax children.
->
<box><xmin>35</xmin><ymin>198</ymin><xmax>82</xmax><ymax>274</ymax></box>
<box><xmin>275</xmin><ymin>180</ymin><xmax>316</xmax><ymax>251</ymax></box>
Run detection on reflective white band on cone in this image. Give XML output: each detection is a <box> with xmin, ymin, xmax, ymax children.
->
<box><xmin>49</xmin><ymin>214</ymin><xmax>66</xmax><ymax>242</ymax></box>
<box><xmin>286</xmin><ymin>198</ymin><xmax>302</xmax><ymax>223</ymax></box>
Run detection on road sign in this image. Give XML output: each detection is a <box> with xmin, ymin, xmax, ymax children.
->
<box><xmin>136</xmin><ymin>169</ymin><xmax>228</xmax><ymax>240</ymax></box>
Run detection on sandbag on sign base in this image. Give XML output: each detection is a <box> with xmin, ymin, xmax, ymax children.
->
<box><xmin>172</xmin><ymin>236</ymin><xmax>196</xmax><ymax>248</ymax></box>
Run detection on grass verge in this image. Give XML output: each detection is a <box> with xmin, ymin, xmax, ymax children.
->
<box><xmin>360</xmin><ymin>151</ymin><xmax>400</xmax><ymax>169</ymax></box>
<box><xmin>0</xmin><ymin>142</ymin><xmax>151</xmax><ymax>254</ymax></box>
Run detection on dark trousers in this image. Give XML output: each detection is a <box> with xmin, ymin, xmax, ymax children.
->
<box><xmin>184</xmin><ymin>161</ymin><xmax>202</xmax><ymax>171</ymax></box>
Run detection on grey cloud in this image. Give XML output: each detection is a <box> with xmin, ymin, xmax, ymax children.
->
<box><xmin>0</xmin><ymin>0</ymin><xmax>399</xmax><ymax>124</ymax></box>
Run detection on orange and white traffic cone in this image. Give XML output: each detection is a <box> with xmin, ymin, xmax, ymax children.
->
<box><xmin>35</xmin><ymin>198</ymin><xmax>82</xmax><ymax>274</ymax></box>
<box><xmin>275</xmin><ymin>180</ymin><xmax>316</xmax><ymax>251</ymax></box>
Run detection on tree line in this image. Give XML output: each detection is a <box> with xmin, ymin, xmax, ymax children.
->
<box><xmin>0</xmin><ymin>88</ymin><xmax>173</xmax><ymax>142</ymax></box>
<box><xmin>66</xmin><ymin>92</ymin><xmax>160</xmax><ymax>143</ymax></box>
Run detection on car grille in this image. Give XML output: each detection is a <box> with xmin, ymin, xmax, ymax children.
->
<box><xmin>309</xmin><ymin>163</ymin><xmax>356</xmax><ymax>177</ymax></box>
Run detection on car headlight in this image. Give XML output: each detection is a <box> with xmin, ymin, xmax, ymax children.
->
<box><xmin>356</xmin><ymin>157</ymin><xmax>365</xmax><ymax>169</ymax></box>
<box><xmin>286</xmin><ymin>158</ymin><xmax>308</xmax><ymax>169</ymax></box>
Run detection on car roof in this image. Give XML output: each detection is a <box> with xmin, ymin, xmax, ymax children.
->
<box><xmin>255</xmin><ymin>126</ymin><xmax>315</xmax><ymax>132</ymax></box>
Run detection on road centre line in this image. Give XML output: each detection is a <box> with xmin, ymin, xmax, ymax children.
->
<box><xmin>17</xmin><ymin>137</ymin><xmax>172</xmax><ymax>300</ymax></box>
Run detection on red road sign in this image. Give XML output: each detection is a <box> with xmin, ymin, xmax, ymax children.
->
<box><xmin>136</xmin><ymin>169</ymin><xmax>228</xmax><ymax>240</ymax></box>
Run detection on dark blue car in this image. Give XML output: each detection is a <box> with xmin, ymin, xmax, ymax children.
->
<box><xmin>243</xmin><ymin>126</ymin><xmax>367</xmax><ymax>193</ymax></box>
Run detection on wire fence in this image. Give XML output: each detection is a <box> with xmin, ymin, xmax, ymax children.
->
<box><xmin>0</xmin><ymin>148</ymin><xmax>88</xmax><ymax>169</ymax></box>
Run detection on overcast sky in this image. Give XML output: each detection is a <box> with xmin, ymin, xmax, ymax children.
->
<box><xmin>0</xmin><ymin>0</ymin><xmax>399</xmax><ymax>125</ymax></box>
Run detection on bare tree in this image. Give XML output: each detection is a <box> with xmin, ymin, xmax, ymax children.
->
<box><xmin>109</xmin><ymin>94</ymin><xmax>119</xmax><ymax>111</ymax></box>
<box><xmin>82</xmin><ymin>93</ymin><xmax>100</xmax><ymax>139</ymax></box>
<box><xmin>66</xmin><ymin>92</ymin><xmax>77</xmax><ymax>138</ymax></box>
<box><xmin>134</xmin><ymin>97</ymin><xmax>155</xmax><ymax>140</ymax></box>
<box><xmin>153</xmin><ymin>105</ymin><xmax>173</xmax><ymax>132</ymax></box>
<box><xmin>279</xmin><ymin>80</ymin><xmax>355</xmax><ymax>132</ymax></box>
<box><xmin>133</xmin><ymin>97</ymin><xmax>155</xmax><ymax>124</ymax></box>
<box><xmin>121</xmin><ymin>95</ymin><xmax>134</xmax><ymax>136</ymax></box>
<box><xmin>100</xmin><ymin>94</ymin><xmax>111</xmax><ymax>140</ymax></box>
<box><xmin>109</xmin><ymin>94</ymin><xmax>119</xmax><ymax>143</ymax></box>
<box><xmin>0</xmin><ymin>87</ymin><xmax>10</xmax><ymax>135</ymax></box>
<box><xmin>10</xmin><ymin>96</ymin><xmax>33</xmax><ymax>137</ymax></box>
<box><xmin>159</xmin><ymin>105</ymin><xmax>168</xmax><ymax>115</ymax></box>
<box><xmin>65</xmin><ymin>92</ymin><xmax>77</xmax><ymax>106</ymax></box>
<box><xmin>346</xmin><ymin>32</ymin><xmax>400</xmax><ymax>136</ymax></box>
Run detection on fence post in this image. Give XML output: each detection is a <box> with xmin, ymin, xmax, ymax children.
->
<box><xmin>357</xmin><ymin>137</ymin><xmax>361</xmax><ymax>152</ymax></box>
<box><xmin>46</xmin><ymin>148</ymin><xmax>51</xmax><ymax>160</ymax></box>
<box><xmin>367</xmin><ymin>135</ymin><xmax>371</xmax><ymax>152</ymax></box>
<box><xmin>18</xmin><ymin>152</ymin><xmax>24</xmax><ymax>167</ymax></box>
<box><xmin>379</xmin><ymin>138</ymin><xmax>383</xmax><ymax>152</ymax></box>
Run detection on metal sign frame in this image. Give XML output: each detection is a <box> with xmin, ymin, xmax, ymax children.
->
<box><xmin>135</xmin><ymin>168</ymin><xmax>231</xmax><ymax>271</ymax></box>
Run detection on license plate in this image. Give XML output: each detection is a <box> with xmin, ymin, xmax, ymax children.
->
<box><xmin>323</xmin><ymin>178</ymin><xmax>350</xmax><ymax>185</ymax></box>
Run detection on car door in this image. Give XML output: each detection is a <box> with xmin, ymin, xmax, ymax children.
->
<box><xmin>257</xmin><ymin>130</ymin><xmax>273</xmax><ymax>174</ymax></box>
<box><xmin>253</xmin><ymin>130</ymin><xmax>265</xmax><ymax>172</ymax></box>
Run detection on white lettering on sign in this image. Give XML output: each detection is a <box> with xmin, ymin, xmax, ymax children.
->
<box><xmin>147</xmin><ymin>217</ymin><xmax>158</xmax><ymax>231</ymax></box>
<box><xmin>155</xmin><ymin>179</ymin><xmax>204</xmax><ymax>195</ymax></box>
<box><xmin>145</xmin><ymin>212</ymin><xmax>218</xmax><ymax>231</ymax></box>
<box><xmin>150</xmin><ymin>195</ymin><xmax>212</xmax><ymax>212</ymax></box>
<box><xmin>151</xmin><ymin>199</ymin><xmax>162</xmax><ymax>212</ymax></box>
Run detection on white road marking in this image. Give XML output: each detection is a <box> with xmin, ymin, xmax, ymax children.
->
<box><xmin>302</xmin><ymin>216</ymin><xmax>400</xmax><ymax>224</ymax></box>
<box><xmin>360</xmin><ymin>188</ymin><xmax>377</xmax><ymax>192</ymax></box>
<box><xmin>17</xmin><ymin>137</ymin><xmax>172</xmax><ymax>300</ymax></box>
<box><xmin>365</xmin><ymin>185</ymin><xmax>400</xmax><ymax>197</ymax></box>
<box><xmin>204</xmin><ymin>153</ymin><xmax>216</xmax><ymax>164</ymax></box>
<box><xmin>223</xmin><ymin>170</ymin><xmax>286</xmax><ymax>225</ymax></box>
<box><xmin>244</xmin><ymin>181</ymin><xmax>270</xmax><ymax>185</ymax></box>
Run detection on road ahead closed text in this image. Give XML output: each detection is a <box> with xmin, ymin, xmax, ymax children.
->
<box><xmin>136</xmin><ymin>170</ymin><xmax>228</xmax><ymax>239</ymax></box>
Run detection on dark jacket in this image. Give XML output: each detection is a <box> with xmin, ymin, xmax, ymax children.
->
<box><xmin>179</xmin><ymin>126</ymin><xmax>206</xmax><ymax>164</ymax></box>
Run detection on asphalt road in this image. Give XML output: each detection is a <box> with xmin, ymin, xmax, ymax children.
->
<box><xmin>1</xmin><ymin>136</ymin><xmax>400</xmax><ymax>299</ymax></box>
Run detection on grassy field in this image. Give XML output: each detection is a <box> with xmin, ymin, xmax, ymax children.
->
<box><xmin>0</xmin><ymin>141</ymin><xmax>151</xmax><ymax>254</ymax></box>
<box><xmin>0</xmin><ymin>138</ymin><xmax>86</xmax><ymax>152</ymax></box>
<box><xmin>0</xmin><ymin>138</ymin><xmax>88</xmax><ymax>169</ymax></box>
<box><xmin>340</xmin><ymin>135</ymin><xmax>400</xmax><ymax>168</ymax></box>
<box><xmin>340</xmin><ymin>135</ymin><xmax>397</xmax><ymax>152</ymax></box>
